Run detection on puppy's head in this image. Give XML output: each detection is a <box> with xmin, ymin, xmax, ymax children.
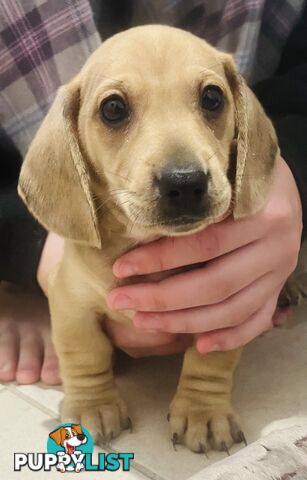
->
<box><xmin>49</xmin><ymin>425</ymin><xmax>86</xmax><ymax>450</ymax></box>
<box><xmin>18</xmin><ymin>25</ymin><xmax>278</xmax><ymax>245</ymax></box>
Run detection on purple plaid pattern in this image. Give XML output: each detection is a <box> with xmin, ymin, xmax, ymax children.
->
<box><xmin>0</xmin><ymin>0</ymin><xmax>305</xmax><ymax>156</ymax></box>
<box><xmin>129</xmin><ymin>0</ymin><xmax>306</xmax><ymax>82</ymax></box>
<box><xmin>0</xmin><ymin>0</ymin><xmax>100</xmax><ymax>155</ymax></box>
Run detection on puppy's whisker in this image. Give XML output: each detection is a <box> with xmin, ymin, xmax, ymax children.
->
<box><xmin>105</xmin><ymin>171</ymin><xmax>133</xmax><ymax>183</ymax></box>
<box><xmin>205</xmin><ymin>150</ymin><xmax>218</xmax><ymax>163</ymax></box>
<box><xmin>93</xmin><ymin>166</ymin><xmax>133</xmax><ymax>185</ymax></box>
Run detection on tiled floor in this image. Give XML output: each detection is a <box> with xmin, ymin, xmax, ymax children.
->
<box><xmin>1</xmin><ymin>300</ymin><xmax>307</xmax><ymax>479</ymax></box>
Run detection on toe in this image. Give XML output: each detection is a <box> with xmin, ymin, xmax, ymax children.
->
<box><xmin>185</xmin><ymin>413</ymin><xmax>209</xmax><ymax>453</ymax></box>
<box><xmin>82</xmin><ymin>409</ymin><xmax>101</xmax><ymax>442</ymax></box>
<box><xmin>99</xmin><ymin>403</ymin><xmax>121</xmax><ymax>439</ymax></box>
<box><xmin>209</xmin><ymin>414</ymin><xmax>233</xmax><ymax>450</ymax></box>
<box><xmin>41</xmin><ymin>338</ymin><xmax>61</xmax><ymax>385</ymax></box>
<box><xmin>16</xmin><ymin>332</ymin><xmax>43</xmax><ymax>384</ymax></box>
<box><xmin>228</xmin><ymin>414</ymin><xmax>246</xmax><ymax>445</ymax></box>
<box><xmin>0</xmin><ymin>321</ymin><xmax>18</xmax><ymax>382</ymax></box>
<box><xmin>169</xmin><ymin>413</ymin><xmax>187</xmax><ymax>445</ymax></box>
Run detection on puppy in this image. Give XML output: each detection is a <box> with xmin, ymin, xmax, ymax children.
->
<box><xmin>18</xmin><ymin>25</ymin><xmax>279</xmax><ymax>453</ymax></box>
<box><xmin>49</xmin><ymin>424</ymin><xmax>87</xmax><ymax>472</ymax></box>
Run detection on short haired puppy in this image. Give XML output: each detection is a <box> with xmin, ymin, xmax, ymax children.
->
<box><xmin>19</xmin><ymin>26</ymin><xmax>279</xmax><ymax>453</ymax></box>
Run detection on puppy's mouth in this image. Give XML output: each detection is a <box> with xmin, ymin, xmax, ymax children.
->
<box><xmin>66</xmin><ymin>444</ymin><xmax>75</xmax><ymax>455</ymax></box>
<box><xmin>157</xmin><ymin>214</ymin><xmax>206</xmax><ymax>232</ymax></box>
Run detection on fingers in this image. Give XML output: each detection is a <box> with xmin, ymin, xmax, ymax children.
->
<box><xmin>196</xmin><ymin>294</ymin><xmax>279</xmax><ymax>353</ymax></box>
<box><xmin>16</xmin><ymin>329</ymin><xmax>43</xmax><ymax>384</ymax></box>
<box><xmin>0</xmin><ymin>320</ymin><xmax>18</xmax><ymax>382</ymax></box>
<box><xmin>133</xmin><ymin>272</ymin><xmax>280</xmax><ymax>333</ymax></box>
<box><xmin>113</xmin><ymin>216</ymin><xmax>266</xmax><ymax>278</ymax></box>
<box><xmin>108</xmin><ymin>239</ymin><xmax>284</xmax><ymax>312</ymax></box>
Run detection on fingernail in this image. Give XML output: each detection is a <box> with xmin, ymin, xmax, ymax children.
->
<box><xmin>134</xmin><ymin>314</ymin><xmax>161</xmax><ymax>329</ymax></box>
<box><xmin>111</xmin><ymin>294</ymin><xmax>135</xmax><ymax>310</ymax></box>
<box><xmin>206</xmin><ymin>343</ymin><xmax>220</xmax><ymax>353</ymax></box>
<box><xmin>114</xmin><ymin>261</ymin><xmax>137</xmax><ymax>278</ymax></box>
<box><xmin>145</xmin><ymin>328</ymin><xmax>160</xmax><ymax>334</ymax></box>
<box><xmin>198</xmin><ymin>342</ymin><xmax>220</xmax><ymax>354</ymax></box>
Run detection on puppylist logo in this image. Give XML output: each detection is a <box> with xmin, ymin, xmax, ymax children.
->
<box><xmin>14</xmin><ymin>423</ymin><xmax>134</xmax><ymax>473</ymax></box>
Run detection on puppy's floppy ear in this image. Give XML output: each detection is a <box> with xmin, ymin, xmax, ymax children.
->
<box><xmin>49</xmin><ymin>427</ymin><xmax>65</xmax><ymax>445</ymax></box>
<box><xmin>222</xmin><ymin>54</ymin><xmax>279</xmax><ymax>218</ymax></box>
<box><xmin>71</xmin><ymin>424</ymin><xmax>83</xmax><ymax>435</ymax></box>
<box><xmin>18</xmin><ymin>79</ymin><xmax>101</xmax><ymax>248</ymax></box>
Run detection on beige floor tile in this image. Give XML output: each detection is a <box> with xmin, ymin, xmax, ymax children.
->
<box><xmin>112</xmin><ymin>355</ymin><xmax>240</xmax><ymax>480</ymax></box>
<box><xmin>110</xmin><ymin>305</ymin><xmax>307</xmax><ymax>480</ymax></box>
<box><xmin>1</xmin><ymin>389</ymin><xmax>149</xmax><ymax>480</ymax></box>
<box><xmin>3</xmin><ymin>305</ymin><xmax>307</xmax><ymax>480</ymax></box>
<box><xmin>11</xmin><ymin>382</ymin><xmax>63</xmax><ymax>416</ymax></box>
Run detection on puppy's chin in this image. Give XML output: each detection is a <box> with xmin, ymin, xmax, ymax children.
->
<box><xmin>125</xmin><ymin>204</ymin><xmax>231</xmax><ymax>240</ymax></box>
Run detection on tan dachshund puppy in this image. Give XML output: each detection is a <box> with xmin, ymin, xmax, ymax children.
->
<box><xmin>18</xmin><ymin>26</ymin><xmax>279</xmax><ymax>453</ymax></box>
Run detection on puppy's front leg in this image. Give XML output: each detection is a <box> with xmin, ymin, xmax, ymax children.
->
<box><xmin>169</xmin><ymin>346</ymin><xmax>244</xmax><ymax>453</ymax></box>
<box><xmin>48</xmin><ymin>283</ymin><xmax>130</xmax><ymax>443</ymax></box>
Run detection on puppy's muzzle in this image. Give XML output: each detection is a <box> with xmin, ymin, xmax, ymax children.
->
<box><xmin>156</xmin><ymin>164</ymin><xmax>209</xmax><ymax>223</ymax></box>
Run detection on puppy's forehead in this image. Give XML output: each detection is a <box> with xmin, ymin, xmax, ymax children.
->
<box><xmin>82</xmin><ymin>25</ymin><xmax>224</xmax><ymax>86</ymax></box>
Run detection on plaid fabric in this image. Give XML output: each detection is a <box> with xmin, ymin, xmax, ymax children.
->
<box><xmin>128</xmin><ymin>0</ymin><xmax>306</xmax><ymax>82</ymax></box>
<box><xmin>0</xmin><ymin>0</ymin><xmax>305</xmax><ymax>156</ymax></box>
<box><xmin>0</xmin><ymin>0</ymin><xmax>100</xmax><ymax>155</ymax></box>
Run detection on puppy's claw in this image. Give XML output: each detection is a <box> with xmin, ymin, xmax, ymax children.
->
<box><xmin>127</xmin><ymin>417</ymin><xmax>133</xmax><ymax>433</ymax></box>
<box><xmin>199</xmin><ymin>443</ymin><xmax>208</xmax><ymax>459</ymax></box>
<box><xmin>221</xmin><ymin>441</ymin><xmax>230</xmax><ymax>456</ymax></box>
<box><xmin>238</xmin><ymin>430</ymin><xmax>247</xmax><ymax>446</ymax></box>
<box><xmin>172</xmin><ymin>433</ymin><xmax>179</xmax><ymax>451</ymax></box>
<box><xmin>97</xmin><ymin>432</ymin><xmax>113</xmax><ymax>447</ymax></box>
<box><xmin>97</xmin><ymin>433</ymin><xmax>106</xmax><ymax>448</ymax></box>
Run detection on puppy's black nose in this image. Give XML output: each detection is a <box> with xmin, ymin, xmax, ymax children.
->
<box><xmin>77</xmin><ymin>434</ymin><xmax>85</xmax><ymax>441</ymax></box>
<box><xmin>157</xmin><ymin>166</ymin><xmax>209</xmax><ymax>220</ymax></box>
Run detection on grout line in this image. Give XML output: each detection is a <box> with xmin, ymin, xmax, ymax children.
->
<box><xmin>6</xmin><ymin>384</ymin><xmax>60</xmax><ymax>420</ymax></box>
<box><xmin>128</xmin><ymin>461</ymin><xmax>167</xmax><ymax>480</ymax></box>
<box><xmin>5</xmin><ymin>386</ymin><xmax>167</xmax><ymax>480</ymax></box>
<box><xmin>5</xmin><ymin>386</ymin><xmax>166</xmax><ymax>480</ymax></box>
<box><xmin>104</xmin><ymin>444</ymin><xmax>167</xmax><ymax>480</ymax></box>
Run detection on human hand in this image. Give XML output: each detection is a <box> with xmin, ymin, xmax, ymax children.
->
<box><xmin>107</xmin><ymin>157</ymin><xmax>302</xmax><ymax>353</ymax></box>
<box><xmin>37</xmin><ymin>233</ymin><xmax>191</xmax><ymax>358</ymax></box>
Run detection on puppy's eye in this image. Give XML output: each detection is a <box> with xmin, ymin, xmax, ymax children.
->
<box><xmin>201</xmin><ymin>85</ymin><xmax>223</xmax><ymax>112</ymax></box>
<box><xmin>65</xmin><ymin>433</ymin><xmax>69</xmax><ymax>439</ymax></box>
<box><xmin>100</xmin><ymin>95</ymin><xmax>128</xmax><ymax>125</ymax></box>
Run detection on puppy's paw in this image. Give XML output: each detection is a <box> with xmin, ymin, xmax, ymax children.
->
<box><xmin>168</xmin><ymin>396</ymin><xmax>245</xmax><ymax>454</ymax></box>
<box><xmin>61</xmin><ymin>391</ymin><xmax>131</xmax><ymax>443</ymax></box>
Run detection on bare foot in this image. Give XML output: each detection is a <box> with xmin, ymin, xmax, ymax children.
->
<box><xmin>0</xmin><ymin>283</ymin><xmax>61</xmax><ymax>385</ymax></box>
